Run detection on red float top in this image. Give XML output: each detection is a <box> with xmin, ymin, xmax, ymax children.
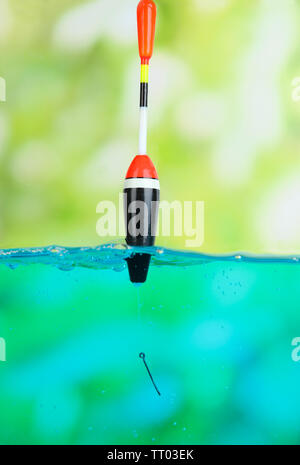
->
<box><xmin>137</xmin><ymin>0</ymin><xmax>157</xmax><ymax>64</ymax></box>
<box><xmin>126</xmin><ymin>155</ymin><xmax>158</xmax><ymax>179</ymax></box>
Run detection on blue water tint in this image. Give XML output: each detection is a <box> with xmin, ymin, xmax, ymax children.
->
<box><xmin>0</xmin><ymin>243</ymin><xmax>300</xmax><ymax>445</ymax></box>
<box><xmin>4</xmin><ymin>323</ymin><xmax>138</xmax><ymax>395</ymax></box>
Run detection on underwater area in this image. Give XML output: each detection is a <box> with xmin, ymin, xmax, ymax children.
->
<box><xmin>0</xmin><ymin>244</ymin><xmax>300</xmax><ymax>445</ymax></box>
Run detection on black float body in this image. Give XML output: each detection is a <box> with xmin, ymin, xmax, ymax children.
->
<box><xmin>124</xmin><ymin>155</ymin><xmax>160</xmax><ymax>283</ymax></box>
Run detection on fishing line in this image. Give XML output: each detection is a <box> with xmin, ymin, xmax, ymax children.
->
<box><xmin>139</xmin><ymin>352</ymin><xmax>161</xmax><ymax>396</ymax></box>
<box><xmin>135</xmin><ymin>284</ymin><xmax>142</xmax><ymax>326</ymax></box>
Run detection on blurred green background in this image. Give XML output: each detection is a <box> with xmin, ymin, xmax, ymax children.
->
<box><xmin>1</xmin><ymin>0</ymin><xmax>300</xmax><ymax>254</ymax></box>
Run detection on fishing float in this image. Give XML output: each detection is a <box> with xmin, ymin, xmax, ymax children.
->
<box><xmin>124</xmin><ymin>0</ymin><xmax>160</xmax><ymax>284</ymax></box>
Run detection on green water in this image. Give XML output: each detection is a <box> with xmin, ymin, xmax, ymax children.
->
<box><xmin>0</xmin><ymin>244</ymin><xmax>299</xmax><ymax>445</ymax></box>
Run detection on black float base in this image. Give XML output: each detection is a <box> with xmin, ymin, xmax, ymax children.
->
<box><xmin>126</xmin><ymin>253</ymin><xmax>151</xmax><ymax>283</ymax></box>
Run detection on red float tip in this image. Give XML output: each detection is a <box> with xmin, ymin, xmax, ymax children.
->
<box><xmin>137</xmin><ymin>0</ymin><xmax>157</xmax><ymax>63</ymax></box>
<box><xmin>126</xmin><ymin>155</ymin><xmax>158</xmax><ymax>179</ymax></box>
